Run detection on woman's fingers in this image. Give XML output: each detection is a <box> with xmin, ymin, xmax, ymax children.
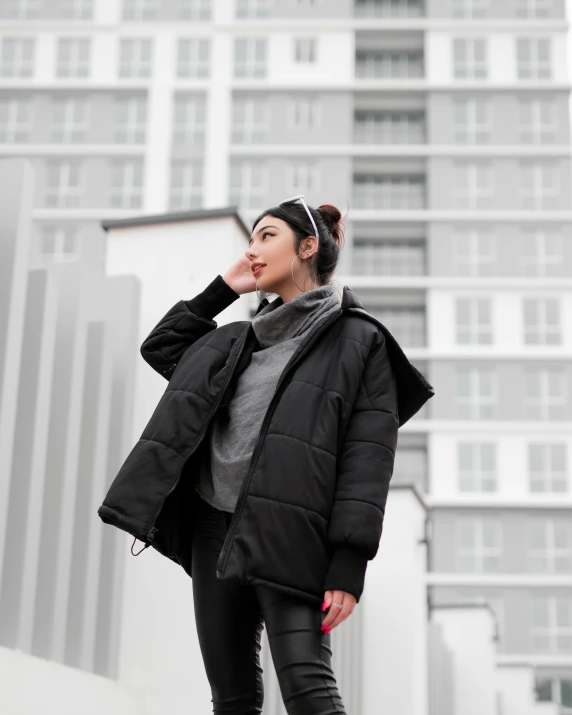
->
<box><xmin>321</xmin><ymin>590</ymin><xmax>357</xmax><ymax>633</ymax></box>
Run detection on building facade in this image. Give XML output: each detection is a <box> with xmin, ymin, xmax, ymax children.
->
<box><xmin>1</xmin><ymin>0</ymin><xmax>571</xmax><ymax>709</ymax></box>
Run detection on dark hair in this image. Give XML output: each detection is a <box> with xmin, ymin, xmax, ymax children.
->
<box><xmin>251</xmin><ymin>199</ymin><xmax>347</xmax><ymax>286</ymax></box>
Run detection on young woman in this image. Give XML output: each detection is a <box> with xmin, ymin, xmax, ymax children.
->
<box><xmin>98</xmin><ymin>196</ymin><xmax>433</xmax><ymax>714</ymax></box>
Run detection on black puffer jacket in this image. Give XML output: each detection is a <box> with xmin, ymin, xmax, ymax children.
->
<box><xmin>98</xmin><ymin>275</ymin><xmax>433</xmax><ymax>604</ymax></box>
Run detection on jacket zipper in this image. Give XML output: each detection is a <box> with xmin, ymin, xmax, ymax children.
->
<box><xmin>216</xmin><ymin>308</ymin><xmax>343</xmax><ymax>577</ymax></box>
<box><xmin>142</xmin><ymin>324</ymin><xmax>252</xmax><ymax>545</ymax></box>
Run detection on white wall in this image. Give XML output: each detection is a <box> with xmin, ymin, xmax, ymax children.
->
<box><xmin>428</xmin><ymin>290</ymin><xmax>572</xmax><ymax>354</ymax></box>
<box><xmin>426</xmin><ymin>31</ymin><xmax>569</xmax><ymax>85</ymax></box>
<box><xmin>0</xmin><ymin>646</ymin><xmax>140</xmax><ymax>715</ymax></box>
<box><xmin>430</xmin><ymin>432</ymin><xmax>572</xmax><ymax>501</ymax></box>
<box><xmin>496</xmin><ymin>665</ymin><xmax>559</xmax><ymax>715</ymax></box>
<box><xmin>433</xmin><ymin>606</ymin><xmax>498</xmax><ymax>715</ymax></box>
<box><xmin>104</xmin><ymin>214</ymin><xmax>251</xmax><ymax>713</ymax></box>
<box><xmin>362</xmin><ymin>487</ymin><xmax>429</xmax><ymax>715</ymax></box>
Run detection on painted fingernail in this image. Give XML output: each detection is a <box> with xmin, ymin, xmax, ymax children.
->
<box><xmin>325</xmin><ymin>627</ymin><xmax>332</xmax><ymax>634</ymax></box>
<box><xmin>322</xmin><ymin>601</ymin><xmax>327</xmax><ymax>611</ymax></box>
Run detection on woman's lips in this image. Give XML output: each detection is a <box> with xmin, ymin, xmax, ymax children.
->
<box><xmin>253</xmin><ymin>265</ymin><xmax>265</xmax><ymax>276</ymax></box>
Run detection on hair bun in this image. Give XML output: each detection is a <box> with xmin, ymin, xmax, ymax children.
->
<box><xmin>317</xmin><ymin>204</ymin><xmax>345</xmax><ymax>249</ymax></box>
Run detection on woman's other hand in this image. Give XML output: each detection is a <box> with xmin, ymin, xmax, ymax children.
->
<box><xmin>223</xmin><ymin>255</ymin><xmax>258</xmax><ymax>296</ymax></box>
<box><xmin>320</xmin><ymin>590</ymin><xmax>357</xmax><ymax>634</ymax></box>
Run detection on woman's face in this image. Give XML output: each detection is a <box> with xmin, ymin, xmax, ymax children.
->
<box><xmin>246</xmin><ymin>214</ymin><xmax>317</xmax><ymax>300</ymax></box>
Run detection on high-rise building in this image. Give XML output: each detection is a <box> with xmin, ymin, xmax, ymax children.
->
<box><xmin>1</xmin><ymin>0</ymin><xmax>571</xmax><ymax>707</ymax></box>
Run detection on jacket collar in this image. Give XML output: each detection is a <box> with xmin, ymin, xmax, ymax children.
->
<box><xmin>254</xmin><ymin>284</ymin><xmax>360</xmax><ymax>317</ymax></box>
<box><xmin>254</xmin><ymin>285</ymin><xmax>434</xmax><ymax>427</ymax></box>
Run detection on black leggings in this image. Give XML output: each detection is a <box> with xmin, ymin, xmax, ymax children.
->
<box><xmin>187</xmin><ymin>487</ymin><xmax>347</xmax><ymax>715</ymax></box>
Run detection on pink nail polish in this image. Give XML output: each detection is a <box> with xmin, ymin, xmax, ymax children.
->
<box><xmin>322</xmin><ymin>601</ymin><xmax>327</xmax><ymax>612</ymax></box>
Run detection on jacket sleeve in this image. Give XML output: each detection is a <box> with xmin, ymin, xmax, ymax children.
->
<box><xmin>140</xmin><ymin>274</ymin><xmax>240</xmax><ymax>379</ymax></box>
<box><xmin>323</xmin><ymin>329</ymin><xmax>399</xmax><ymax>603</ymax></box>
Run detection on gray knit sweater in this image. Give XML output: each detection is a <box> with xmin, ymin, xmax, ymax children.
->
<box><xmin>193</xmin><ymin>282</ymin><xmax>343</xmax><ymax>513</ymax></box>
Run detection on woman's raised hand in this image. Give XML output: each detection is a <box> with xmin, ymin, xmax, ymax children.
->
<box><xmin>222</xmin><ymin>255</ymin><xmax>258</xmax><ymax>296</ymax></box>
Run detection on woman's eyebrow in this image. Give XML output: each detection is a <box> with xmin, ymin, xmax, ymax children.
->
<box><xmin>248</xmin><ymin>225</ymin><xmax>279</xmax><ymax>245</ymax></box>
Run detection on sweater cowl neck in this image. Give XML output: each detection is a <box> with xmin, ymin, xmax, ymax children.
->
<box><xmin>251</xmin><ymin>283</ymin><xmax>342</xmax><ymax>349</ymax></box>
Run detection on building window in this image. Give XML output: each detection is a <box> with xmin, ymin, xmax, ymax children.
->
<box><xmin>122</xmin><ymin>0</ymin><xmax>158</xmax><ymax>20</ymax></box>
<box><xmin>456</xmin><ymin>518</ymin><xmax>502</xmax><ymax>572</ymax></box>
<box><xmin>454</xmin><ymin>163</ymin><xmax>493</xmax><ymax>209</ymax></box>
<box><xmin>118</xmin><ymin>38</ymin><xmax>153</xmax><ymax>78</ymax></box>
<box><xmin>455</xmin><ymin>297</ymin><xmax>493</xmax><ymax>345</ymax></box>
<box><xmin>39</xmin><ymin>225</ymin><xmax>79</xmax><ymax>261</ymax></box>
<box><xmin>52</xmin><ymin>98</ymin><xmax>87</xmax><ymax>143</ymax></box>
<box><xmin>285</xmin><ymin>162</ymin><xmax>320</xmax><ymax>194</ymax></box>
<box><xmin>179</xmin><ymin>0</ymin><xmax>211</xmax><ymax>19</ymax></box>
<box><xmin>110</xmin><ymin>160</ymin><xmax>144</xmax><ymax>208</ymax></box>
<box><xmin>56</xmin><ymin>38</ymin><xmax>91</xmax><ymax>78</ymax></box>
<box><xmin>0</xmin><ymin>37</ymin><xmax>35</xmax><ymax>78</ymax></box>
<box><xmin>229</xmin><ymin>160</ymin><xmax>267</xmax><ymax>208</ymax></box>
<box><xmin>524</xmin><ymin>368</ymin><xmax>566</xmax><ymax>420</ymax></box>
<box><xmin>234</xmin><ymin>37</ymin><xmax>267</xmax><ymax>78</ymax></box>
<box><xmin>458</xmin><ymin>443</ymin><xmax>497</xmax><ymax>492</ymax></box>
<box><xmin>173</xmin><ymin>95</ymin><xmax>205</xmax><ymax>146</ymax></box>
<box><xmin>355</xmin><ymin>111</ymin><xmax>424</xmax><ymax>144</ymax></box>
<box><xmin>529</xmin><ymin>443</ymin><xmax>568</xmax><ymax>493</ymax></box>
<box><xmin>519</xmin><ymin>99</ymin><xmax>556</xmax><ymax>144</ymax></box>
<box><xmin>453</xmin><ymin>230</ymin><xmax>495</xmax><ymax>277</ymax></box>
<box><xmin>516</xmin><ymin>0</ymin><xmax>551</xmax><ymax>17</ymax></box>
<box><xmin>294</xmin><ymin>38</ymin><xmax>317</xmax><ymax>64</ymax></box>
<box><xmin>354</xmin><ymin>0</ymin><xmax>423</xmax><ymax>17</ymax></box>
<box><xmin>522</xmin><ymin>230</ymin><xmax>563</xmax><ymax>277</ymax></box>
<box><xmin>452</xmin><ymin>0</ymin><xmax>489</xmax><ymax>17</ymax></box>
<box><xmin>0</xmin><ymin>98</ymin><xmax>31</xmax><ymax>142</ymax></box>
<box><xmin>354</xmin><ymin>175</ymin><xmax>425</xmax><ymax>209</ymax></box>
<box><xmin>536</xmin><ymin>678</ymin><xmax>572</xmax><ymax>708</ymax></box>
<box><xmin>374</xmin><ymin>308</ymin><xmax>426</xmax><ymax>348</ymax></box>
<box><xmin>176</xmin><ymin>38</ymin><xmax>210</xmax><ymax>78</ymax></box>
<box><xmin>353</xmin><ymin>239</ymin><xmax>425</xmax><ymax>276</ymax></box>
<box><xmin>235</xmin><ymin>0</ymin><xmax>272</xmax><ymax>17</ymax></box>
<box><xmin>288</xmin><ymin>97</ymin><xmax>322</xmax><ymax>130</ymax></box>
<box><xmin>531</xmin><ymin>597</ymin><xmax>572</xmax><ymax>653</ymax></box>
<box><xmin>56</xmin><ymin>0</ymin><xmax>94</xmax><ymax>19</ymax></box>
<box><xmin>355</xmin><ymin>50</ymin><xmax>423</xmax><ymax>79</ymax></box>
<box><xmin>45</xmin><ymin>160</ymin><xmax>82</xmax><ymax>208</ymax></box>
<box><xmin>0</xmin><ymin>0</ymin><xmax>41</xmax><ymax>18</ymax></box>
<box><xmin>452</xmin><ymin>38</ymin><xmax>487</xmax><ymax>79</ymax></box>
<box><xmin>113</xmin><ymin>96</ymin><xmax>146</xmax><ymax>143</ymax></box>
<box><xmin>523</xmin><ymin>298</ymin><xmax>561</xmax><ymax>346</ymax></box>
<box><xmin>231</xmin><ymin>97</ymin><xmax>267</xmax><ymax>143</ymax></box>
<box><xmin>520</xmin><ymin>163</ymin><xmax>559</xmax><ymax>210</ymax></box>
<box><xmin>516</xmin><ymin>38</ymin><xmax>552</xmax><ymax>80</ymax></box>
<box><xmin>454</xmin><ymin>98</ymin><xmax>490</xmax><ymax>144</ymax></box>
<box><xmin>456</xmin><ymin>367</ymin><xmax>496</xmax><ymax>419</ymax></box>
<box><xmin>528</xmin><ymin>520</ymin><xmax>571</xmax><ymax>573</ymax></box>
<box><xmin>169</xmin><ymin>161</ymin><xmax>202</xmax><ymax>210</ymax></box>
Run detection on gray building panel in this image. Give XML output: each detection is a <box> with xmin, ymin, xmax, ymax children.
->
<box><xmin>428</xmin><ymin>222</ymin><xmax>572</xmax><ymax>277</ymax></box>
<box><xmin>426</xmin><ymin>0</ymin><xmax>567</xmax><ymax>18</ymax></box>
<box><xmin>430</xmin><ymin>361</ymin><xmax>572</xmax><ymax>422</ymax></box>
<box><xmin>268</xmin><ymin>0</ymin><xmax>353</xmax><ymax>18</ymax></box>
<box><xmin>431</xmin><ymin>509</ymin><xmax>572</xmax><ymax>574</ymax></box>
<box><xmin>427</xmin><ymin>92</ymin><xmax>572</xmax><ymax>146</ymax></box>
<box><xmin>231</xmin><ymin>91</ymin><xmax>354</xmax><ymax>146</ymax></box>
<box><xmin>428</xmin><ymin>157</ymin><xmax>572</xmax><ymax>211</ymax></box>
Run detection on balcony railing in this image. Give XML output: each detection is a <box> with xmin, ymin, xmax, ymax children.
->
<box><xmin>352</xmin><ymin>241</ymin><xmax>426</xmax><ymax>276</ymax></box>
<box><xmin>353</xmin><ymin>176</ymin><xmax>425</xmax><ymax>210</ymax></box>
<box><xmin>356</xmin><ymin>51</ymin><xmax>424</xmax><ymax>79</ymax></box>
<box><xmin>354</xmin><ymin>111</ymin><xmax>425</xmax><ymax>144</ymax></box>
